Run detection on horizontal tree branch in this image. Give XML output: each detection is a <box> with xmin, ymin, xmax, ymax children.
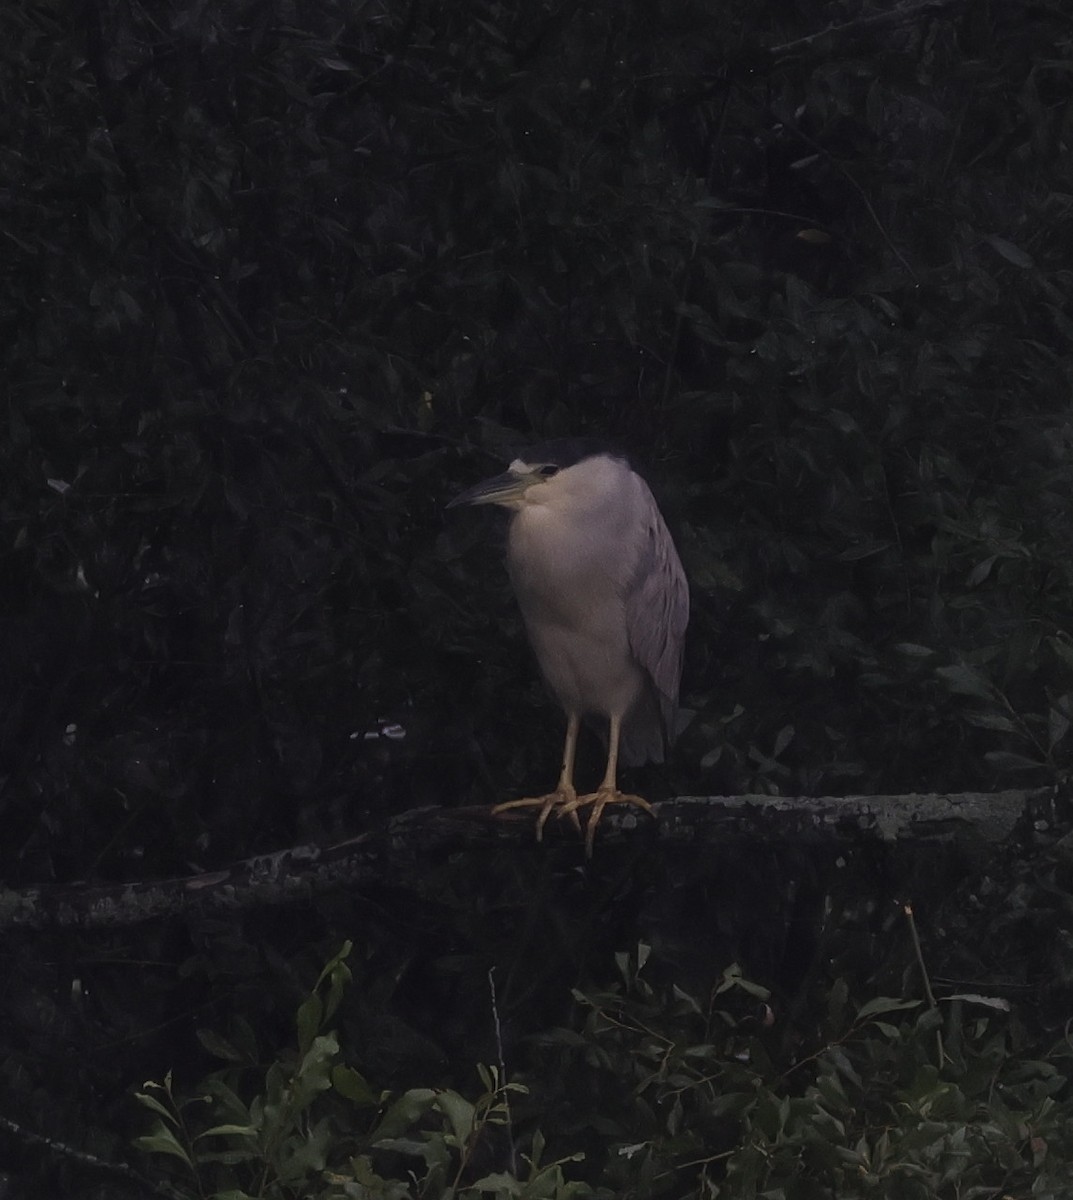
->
<box><xmin>0</xmin><ymin>788</ymin><xmax>1057</xmax><ymax>931</ymax></box>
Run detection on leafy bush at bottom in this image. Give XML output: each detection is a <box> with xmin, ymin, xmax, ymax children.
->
<box><xmin>135</xmin><ymin>943</ymin><xmax>1073</xmax><ymax>1199</ymax></box>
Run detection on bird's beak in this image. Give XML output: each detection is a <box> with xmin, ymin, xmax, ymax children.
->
<box><xmin>447</xmin><ymin>470</ymin><xmax>531</xmax><ymax>509</ymax></box>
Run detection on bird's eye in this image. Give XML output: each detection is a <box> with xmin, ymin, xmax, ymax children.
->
<box><xmin>537</xmin><ymin>465</ymin><xmax>559</xmax><ymax>478</ymax></box>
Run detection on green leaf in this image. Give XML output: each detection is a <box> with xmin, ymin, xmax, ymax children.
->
<box><xmin>984</xmin><ymin>750</ymin><xmax>1044</xmax><ymax>771</ymax></box>
<box><xmin>940</xmin><ymin>993</ymin><xmax>1011</xmax><ymax>1011</ymax></box>
<box><xmin>434</xmin><ymin>1089</ymin><xmax>476</xmax><ymax>1144</ymax></box>
<box><xmin>856</xmin><ymin>997</ymin><xmax>921</xmax><ymax>1020</ymax></box>
<box><xmin>529</xmin><ymin>1126</ymin><xmax>546</xmax><ymax>1169</ymax></box>
<box><xmin>826</xmin><ymin>1045</ymin><xmax>863</xmax><ymax>1088</ymax></box>
<box><xmin>1049</xmin><ymin>701</ymin><xmax>1072</xmax><ymax>750</ymax></box>
<box><xmin>1049</xmin><ymin>637</ymin><xmax>1073</xmax><ymax>670</ymax></box>
<box><xmin>985</xmin><ymin>235</ymin><xmax>1034</xmax><ymax>268</ymax></box>
<box><xmin>962</xmin><ymin>711</ymin><xmax>1017</xmax><ymax>733</ymax></box>
<box><xmin>197</xmin><ymin>1028</ymin><xmax>245</xmax><ymax>1062</ymax></box>
<box><xmin>965</xmin><ymin>554</ymin><xmax>999</xmax><ymax>586</ymax></box>
<box><xmin>133</xmin><ymin>1090</ymin><xmax>177</xmax><ymax>1123</ymax></box>
<box><xmin>894</xmin><ymin>643</ymin><xmax>935</xmax><ymax>658</ymax></box>
<box><xmin>197</xmin><ymin>1122</ymin><xmax>260</xmax><ymax>1139</ymax></box>
<box><xmin>369</xmin><ymin>1089</ymin><xmax>437</xmax><ymax>1142</ymax></box>
<box><xmin>825</xmin><ymin>409</ymin><xmax>859</xmax><ymax>434</ymax></box>
<box><xmin>318</xmin><ymin>942</ymin><xmax>354</xmax><ymax>1023</ymax></box>
<box><xmin>333</xmin><ymin>1064</ymin><xmax>378</xmax><ymax>1106</ymax></box>
<box><xmin>133</xmin><ymin>1122</ymin><xmax>194</xmax><ymax>1167</ymax></box>
<box><xmin>294</xmin><ymin>1033</ymin><xmax>340</xmax><ymax>1102</ymax></box>
<box><xmin>470</xmin><ymin>1171</ymin><xmax>524</xmax><ymax>1193</ymax></box>
<box><xmin>314</xmin><ymin>941</ymin><xmax>353</xmax><ymax>990</ymax></box>
<box><xmin>296</xmin><ymin>993</ymin><xmax>323</xmax><ymax>1054</ymax></box>
<box><xmin>935</xmin><ymin>664</ymin><xmax>996</xmax><ymax>700</ymax></box>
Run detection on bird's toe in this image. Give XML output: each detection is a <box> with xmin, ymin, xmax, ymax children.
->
<box><xmin>492</xmin><ymin>788</ymin><xmax>581</xmax><ymax>839</ymax></box>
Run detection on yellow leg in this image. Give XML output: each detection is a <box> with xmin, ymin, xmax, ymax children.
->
<box><xmin>492</xmin><ymin>713</ymin><xmax>583</xmax><ymax>838</ymax></box>
<box><xmin>561</xmin><ymin>712</ymin><xmax>653</xmax><ymax>857</ymax></box>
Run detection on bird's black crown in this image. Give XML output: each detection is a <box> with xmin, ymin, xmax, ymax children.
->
<box><xmin>516</xmin><ymin>437</ymin><xmax>626</xmax><ymax>470</ymax></box>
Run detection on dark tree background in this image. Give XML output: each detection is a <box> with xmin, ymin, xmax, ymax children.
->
<box><xmin>2</xmin><ymin>0</ymin><xmax>1073</xmax><ymax>1194</ymax></box>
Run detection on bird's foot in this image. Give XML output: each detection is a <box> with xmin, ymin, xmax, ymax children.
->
<box><xmin>492</xmin><ymin>787</ymin><xmax>583</xmax><ymax>840</ymax></box>
<box><xmin>560</xmin><ymin>788</ymin><xmax>654</xmax><ymax>857</ymax></box>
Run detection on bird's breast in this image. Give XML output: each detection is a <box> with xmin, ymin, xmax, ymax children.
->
<box><xmin>505</xmin><ymin>506</ymin><xmax>644</xmax><ymax>717</ymax></box>
<box><xmin>507</xmin><ymin>508</ymin><xmax>626</xmax><ymax>616</ymax></box>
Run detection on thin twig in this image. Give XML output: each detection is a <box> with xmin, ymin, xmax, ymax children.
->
<box><xmin>903</xmin><ymin>901</ymin><xmax>945</xmax><ymax>1066</ymax></box>
<box><xmin>488</xmin><ymin>967</ymin><xmax>518</xmax><ymax>1176</ymax></box>
<box><xmin>769</xmin><ymin>0</ymin><xmax>966</xmax><ymax>58</ymax></box>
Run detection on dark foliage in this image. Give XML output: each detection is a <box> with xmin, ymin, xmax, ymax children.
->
<box><xmin>2</xmin><ymin>0</ymin><xmax>1073</xmax><ymax>1192</ymax></box>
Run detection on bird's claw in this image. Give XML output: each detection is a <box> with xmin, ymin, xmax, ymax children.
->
<box><xmin>491</xmin><ymin>791</ymin><xmax>583</xmax><ymax>837</ymax></box>
<box><xmin>493</xmin><ymin>788</ymin><xmax>653</xmax><ymax>857</ymax></box>
<box><xmin>563</xmin><ymin>789</ymin><xmax>654</xmax><ymax>857</ymax></box>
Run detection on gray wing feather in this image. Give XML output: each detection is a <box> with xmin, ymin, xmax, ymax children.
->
<box><xmin>623</xmin><ymin>489</ymin><xmax>689</xmax><ymax>761</ymax></box>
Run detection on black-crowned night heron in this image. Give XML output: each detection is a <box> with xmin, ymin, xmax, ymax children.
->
<box><xmin>449</xmin><ymin>439</ymin><xmax>689</xmax><ymax>855</ymax></box>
